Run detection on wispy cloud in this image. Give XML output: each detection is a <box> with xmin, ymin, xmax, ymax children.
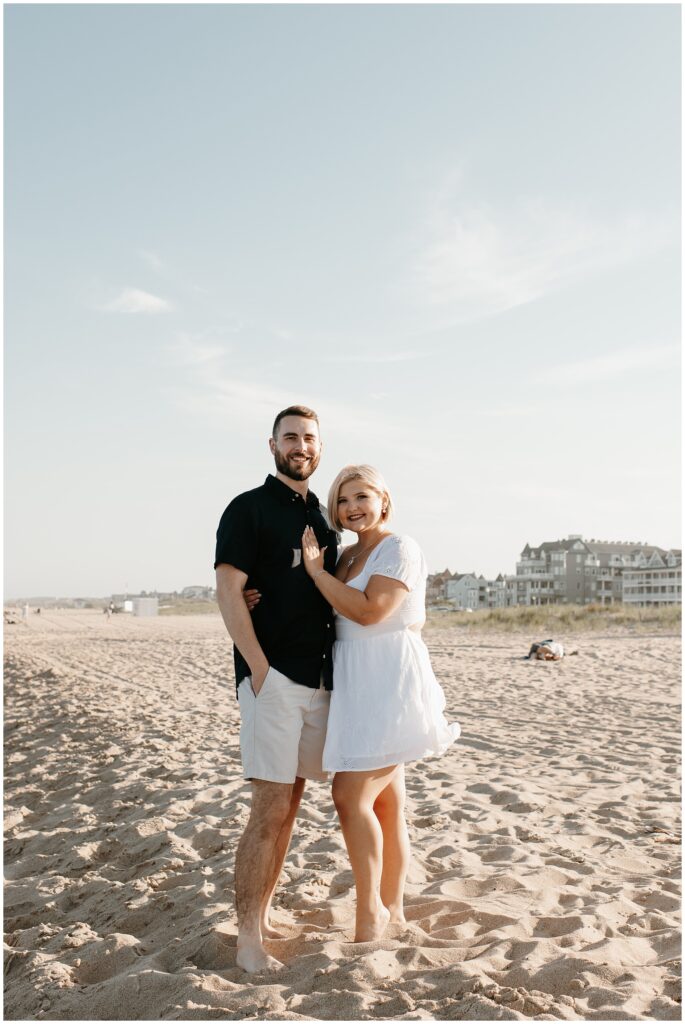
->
<box><xmin>101</xmin><ymin>287</ymin><xmax>173</xmax><ymax>313</ymax></box>
<box><xmin>411</xmin><ymin>185</ymin><xmax>676</xmax><ymax>322</ymax></box>
<box><xmin>177</xmin><ymin>373</ymin><xmax>385</xmax><ymax>437</ymax></box>
<box><xmin>170</xmin><ymin>361</ymin><xmax>448</xmax><ymax>466</ymax></box>
<box><xmin>477</xmin><ymin>405</ymin><xmax>535</xmax><ymax>419</ymax></box>
<box><xmin>139</xmin><ymin>250</ymin><xmax>164</xmax><ymax>272</ymax></box>
<box><xmin>536</xmin><ymin>344</ymin><xmax>679</xmax><ymax>385</ymax></box>
<box><xmin>171</xmin><ymin>332</ymin><xmax>229</xmax><ymax>366</ymax></box>
<box><xmin>327</xmin><ymin>350</ymin><xmax>425</xmax><ymax>364</ymax></box>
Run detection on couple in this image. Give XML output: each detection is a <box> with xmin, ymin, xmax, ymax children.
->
<box><xmin>215</xmin><ymin>405</ymin><xmax>460</xmax><ymax>973</ymax></box>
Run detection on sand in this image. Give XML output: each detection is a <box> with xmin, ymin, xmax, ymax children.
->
<box><xmin>4</xmin><ymin>610</ymin><xmax>681</xmax><ymax>1021</ymax></box>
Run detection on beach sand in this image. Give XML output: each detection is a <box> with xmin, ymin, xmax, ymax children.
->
<box><xmin>4</xmin><ymin>611</ymin><xmax>681</xmax><ymax>1021</ymax></box>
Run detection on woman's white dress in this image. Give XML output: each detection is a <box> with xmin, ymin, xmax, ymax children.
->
<box><xmin>322</xmin><ymin>534</ymin><xmax>460</xmax><ymax>772</ymax></box>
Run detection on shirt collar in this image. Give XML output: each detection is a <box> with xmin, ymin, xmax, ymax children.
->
<box><xmin>265</xmin><ymin>474</ymin><xmax>321</xmax><ymax>509</ymax></box>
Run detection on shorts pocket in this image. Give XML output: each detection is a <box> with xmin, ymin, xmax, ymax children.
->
<box><xmin>238</xmin><ymin>677</ymin><xmax>254</xmax><ymax>703</ymax></box>
<box><xmin>252</xmin><ymin>666</ymin><xmax>274</xmax><ymax>699</ymax></box>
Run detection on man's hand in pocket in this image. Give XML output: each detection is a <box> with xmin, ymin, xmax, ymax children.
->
<box><xmin>251</xmin><ymin>661</ymin><xmax>270</xmax><ymax>696</ymax></box>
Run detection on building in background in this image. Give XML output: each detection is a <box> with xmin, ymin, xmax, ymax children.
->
<box><xmin>505</xmin><ymin>536</ymin><xmax>680</xmax><ymax>606</ymax></box>
<box><xmin>584</xmin><ymin>539</ymin><xmax>663</xmax><ymax>606</ymax></box>
<box><xmin>505</xmin><ymin>535</ymin><xmax>596</xmax><ymax>606</ymax></box>
<box><xmin>427</xmin><ymin>536</ymin><xmax>682</xmax><ymax>610</ymax></box>
<box><xmin>446</xmin><ymin>573</ymin><xmax>507</xmax><ymax>611</ymax></box>
<box><xmin>622</xmin><ymin>550</ymin><xmax>682</xmax><ymax>606</ymax></box>
<box><xmin>445</xmin><ymin>573</ymin><xmax>479</xmax><ymax>610</ymax></box>
<box><xmin>426</xmin><ymin>569</ymin><xmax>455</xmax><ymax>605</ymax></box>
<box><xmin>132</xmin><ymin>597</ymin><xmax>158</xmax><ymax>617</ymax></box>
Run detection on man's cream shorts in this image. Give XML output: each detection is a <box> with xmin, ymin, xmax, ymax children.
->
<box><xmin>237</xmin><ymin>666</ymin><xmax>330</xmax><ymax>784</ymax></box>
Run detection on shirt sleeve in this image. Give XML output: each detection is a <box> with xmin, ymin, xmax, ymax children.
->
<box><xmin>214</xmin><ymin>495</ymin><xmax>259</xmax><ymax>574</ymax></box>
<box><xmin>369</xmin><ymin>535</ymin><xmax>425</xmax><ymax>590</ymax></box>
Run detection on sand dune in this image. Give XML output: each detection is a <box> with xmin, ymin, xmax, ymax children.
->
<box><xmin>4</xmin><ymin>611</ymin><xmax>681</xmax><ymax>1020</ymax></box>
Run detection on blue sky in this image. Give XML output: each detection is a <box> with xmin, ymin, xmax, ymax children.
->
<box><xmin>5</xmin><ymin>4</ymin><xmax>681</xmax><ymax>597</ymax></box>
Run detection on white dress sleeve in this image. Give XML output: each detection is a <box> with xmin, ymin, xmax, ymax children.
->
<box><xmin>369</xmin><ymin>535</ymin><xmax>425</xmax><ymax>590</ymax></box>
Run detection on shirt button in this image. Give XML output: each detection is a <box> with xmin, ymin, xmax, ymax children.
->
<box><xmin>322</xmin><ymin>654</ymin><xmax>327</xmax><ymax>659</ymax></box>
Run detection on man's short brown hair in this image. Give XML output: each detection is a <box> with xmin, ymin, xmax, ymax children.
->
<box><xmin>272</xmin><ymin>405</ymin><xmax>320</xmax><ymax>438</ymax></box>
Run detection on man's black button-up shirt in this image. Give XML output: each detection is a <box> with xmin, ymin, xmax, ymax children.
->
<box><xmin>214</xmin><ymin>474</ymin><xmax>338</xmax><ymax>694</ymax></box>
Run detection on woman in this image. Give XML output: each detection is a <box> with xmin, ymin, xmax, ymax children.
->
<box><xmin>300</xmin><ymin>465</ymin><xmax>460</xmax><ymax>942</ymax></box>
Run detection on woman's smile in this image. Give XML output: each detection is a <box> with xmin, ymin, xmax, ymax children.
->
<box><xmin>337</xmin><ymin>482</ymin><xmax>386</xmax><ymax>534</ymax></box>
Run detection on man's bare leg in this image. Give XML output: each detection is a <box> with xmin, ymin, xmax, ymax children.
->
<box><xmin>373</xmin><ymin>767</ymin><xmax>409</xmax><ymax>924</ymax></box>
<box><xmin>260</xmin><ymin>776</ymin><xmax>305</xmax><ymax>938</ymax></box>
<box><xmin>235</xmin><ymin>780</ymin><xmax>293</xmax><ymax>972</ymax></box>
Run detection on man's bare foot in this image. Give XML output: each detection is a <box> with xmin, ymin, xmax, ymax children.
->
<box><xmin>236</xmin><ymin>940</ymin><xmax>284</xmax><ymax>973</ymax></box>
<box><xmin>354</xmin><ymin>905</ymin><xmax>390</xmax><ymax>943</ymax></box>
<box><xmin>261</xmin><ymin>922</ymin><xmax>286</xmax><ymax>939</ymax></box>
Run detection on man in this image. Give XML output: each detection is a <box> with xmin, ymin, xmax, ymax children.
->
<box><xmin>214</xmin><ymin>405</ymin><xmax>338</xmax><ymax>973</ymax></box>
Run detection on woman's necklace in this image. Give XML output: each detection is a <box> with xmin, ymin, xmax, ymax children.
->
<box><xmin>346</xmin><ymin>534</ymin><xmax>388</xmax><ymax>568</ymax></box>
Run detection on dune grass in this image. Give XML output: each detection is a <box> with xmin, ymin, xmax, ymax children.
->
<box><xmin>159</xmin><ymin>599</ymin><xmax>219</xmax><ymax>616</ymax></box>
<box><xmin>425</xmin><ymin>602</ymin><xmax>682</xmax><ymax>633</ymax></box>
<box><xmin>158</xmin><ymin>597</ymin><xmax>681</xmax><ymax>634</ymax></box>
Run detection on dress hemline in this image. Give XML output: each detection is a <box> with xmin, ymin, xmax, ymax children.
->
<box><xmin>323</xmin><ymin>725</ymin><xmax>460</xmax><ymax>773</ymax></box>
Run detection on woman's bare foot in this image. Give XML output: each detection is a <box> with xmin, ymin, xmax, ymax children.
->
<box><xmin>354</xmin><ymin>905</ymin><xmax>390</xmax><ymax>943</ymax></box>
<box><xmin>260</xmin><ymin>922</ymin><xmax>286</xmax><ymax>939</ymax></box>
<box><xmin>388</xmin><ymin>909</ymin><xmax>407</xmax><ymax>925</ymax></box>
<box><xmin>236</xmin><ymin>938</ymin><xmax>284</xmax><ymax>973</ymax></box>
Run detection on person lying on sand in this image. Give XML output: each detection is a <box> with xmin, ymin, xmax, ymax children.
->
<box><xmin>526</xmin><ymin>640</ymin><xmax>578</xmax><ymax>660</ymax></box>
<box><xmin>528</xmin><ymin>640</ymin><xmax>564</xmax><ymax>660</ymax></box>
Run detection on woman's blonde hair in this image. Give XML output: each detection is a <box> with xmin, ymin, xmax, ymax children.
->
<box><xmin>327</xmin><ymin>465</ymin><xmax>394</xmax><ymax>533</ymax></box>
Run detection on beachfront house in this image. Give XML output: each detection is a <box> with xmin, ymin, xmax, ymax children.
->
<box><xmin>488</xmin><ymin>574</ymin><xmax>508</xmax><ymax>608</ymax></box>
<box><xmin>446</xmin><ymin>573</ymin><xmax>507</xmax><ymax>611</ymax></box>
<box><xmin>584</xmin><ymin>540</ymin><xmax>678</xmax><ymax>605</ymax></box>
<box><xmin>426</xmin><ymin>569</ymin><xmax>455</xmax><ymax>605</ymax></box>
<box><xmin>505</xmin><ymin>536</ymin><xmax>594</xmax><ymax>605</ymax></box>
<box><xmin>445</xmin><ymin>573</ymin><xmax>480</xmax><ymax>610</ymax></box>
<box><xmin>622</xmin><ymin>550</ymin><xmax>682</xmax><ymax>607</ymax></box>
<box><xmin>505</xmin><ymin>536</ymin><xmax>679</xmax><ymax>606</ymax></box>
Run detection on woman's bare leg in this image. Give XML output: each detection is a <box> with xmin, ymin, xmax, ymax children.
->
<box><xmin>373</xmin><ymin>766</ymin><xmax>409</xmax><ymax>924</ymax></box>
<box><xmin>332</xmin><ymin>766</ymin><xmax>396</xmax><ymax>941</ymax></box>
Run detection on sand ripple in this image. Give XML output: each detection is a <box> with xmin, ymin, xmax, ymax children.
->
<box><xmin>4</xmin><ymin>612</ymin><xmax>681</xmax><ymax>1020</ymax></box>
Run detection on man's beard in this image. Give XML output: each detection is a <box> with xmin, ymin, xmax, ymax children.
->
<box><xmin>273</xmin><ymin>448</ymin><xmax>320</xmax><ymax>481</ymax></box>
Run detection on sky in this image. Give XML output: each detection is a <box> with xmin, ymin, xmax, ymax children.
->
<box><xmin>5</xmin><ymin>3</ymin><xmax>681</xmax><ymax>598</ymax></box>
